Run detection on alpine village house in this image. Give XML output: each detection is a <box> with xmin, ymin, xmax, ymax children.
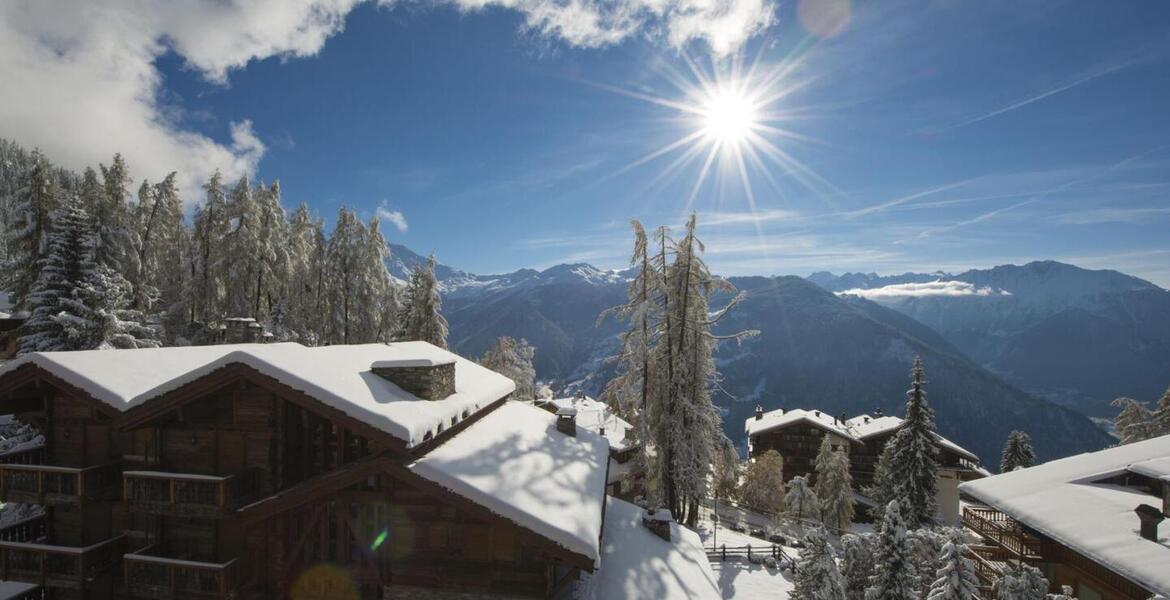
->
<box><xmin>0</xmin><ymin>342</ymin><xmax>625</xmax><ymax>600</ymax></box>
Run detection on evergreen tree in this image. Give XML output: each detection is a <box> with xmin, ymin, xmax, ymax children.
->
<box><xmin>1153</xmin><ymin>386</ymin><xmax>1170</xmax><ymax>437</ymax></box>
<box><xmin>792</xmin><ymin>526</ymin><xmax>846</xmax><ymax>600</ymax></box>
<box><xmin>96</xmin><ymin>154</ymin><xmax>139</xmax><ymax>277</ymax></box>
<box><xmin>815</xmin><ymin>435</ymin><xmax>855</xmax><ymax>531</ymax></box>
<box><xmin>909</xmin><ymin>528</ymin><xmax>949</xmax><ymax>597</ymax></box>
<box><xmin>871</xmin><ymin>357</ymin><xmax>939</xmax><ymax>528</ymax></box>
<box><xmin>866</xmin><ymin>500</ymin><xmax>915</xmax><ymax>600</ymax></box>
<box><xmin>739</xmin><ymin>449</ymin><xmax>785</xmax><ymax>514</ymax></box>
<box><xmin>354</xmin><ymin>216</ymin><xmax>396</xmax><ymax>343</ymax></box>
<box><xmin>480</xmin><ymin>336</ymin><xmax>537</xmax><ymax>400</ymax></box>
<box><xmin>1000</xmin><ymin>430</ymin><xmax>1036</xmax><ymax>472</ymax></box>
<box><xmin>927</xmin><ymin>531</ymin><xmax>979</xmax><ymax>600</ymax></box>
<box><xmin>995</xmin><ymin>564</ymin><xmax>1048</xmax><ymax>600</ymax></box>
<box><xmin>785</xmin><ymin>474</ymin><xmax>821</xmax><ymax>525</ymax></box>
<box><xmin>284</xmin><ymin>203</ymin><xmax>327</xmax><ymax>343</ymax></box>
<box><xmin>841</xmin><ymin>534</ymin><xmax>875</xmax><ymax>600</ymax></box>
<box><xmin>1111</xmin><ymin>397</ymin><xmax>1154</xmax><ymax>444</ymax></box>
<box><xmin>399</xmin><ymin>253</ymin><xmax>448</xmax><ymax>348</ymax></box>
<box><xmin>4</xmin><ymin>151</ymin><xmax>59</xmax><ymax>309</ymax></box>
<box><xmin>61</xmin><ymin>264</ymin><xmax>159</xmax><ymax>350</ymax></box>
<box><xmin>18</xmin><ymin>199</ymin><xmax>95</xmax><ymax>353</ymax></box>
<box><xmin>192</xmin><ymin>172</ymin><xmax>230</xmax><ymax>324</ymax></box>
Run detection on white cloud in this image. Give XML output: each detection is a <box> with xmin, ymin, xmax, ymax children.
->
<box><xmin>376</xmin><ymin>203</ymin><xmax>409</xmax><ymax>232</ymax></box>
<box><xmin>837</xmin><ymin>280</ymin><xmax>1010</xmax><ymax>299</ymax></box>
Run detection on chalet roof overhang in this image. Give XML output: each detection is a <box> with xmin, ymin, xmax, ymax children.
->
<box><xmin>0</xmin><ymin>362</ymin><xmax>121</xmax><ymax>421</ymax></box>
<box><xmin>749</xmin><ymin>416</ymin><xmax>863</xmax><ymax>445</ymax></box>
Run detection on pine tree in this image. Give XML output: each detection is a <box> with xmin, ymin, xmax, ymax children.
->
<box><xmin>786</xmin><ymin>474</ymin><xmax>821</xmax><ymax>525</ymax></box>
<box><xmin>841</xmin><ymin>534</ymin><xmax>875</xmax><ymax>600</ymax></box>
<box><xmin>995</xmin><ymin>564</ymin><xmax>1048</xmax><ymax>600</ymax></box>
<box><xmin>927</xmin><ymin>531</ymin><xmax>979</xmax><ymax>600</ymax></box>
<box><xmin>1000</xmin><ymin>430</ymin><xmax>1036</xmax><ymax>472</ymax></box>
<box><xmin>480</xmin><ymin>336</ymin><xmax>537</xmax><ymax>400</ymax></box>
<box><xmin>1153</xmin><ymin>386</ymin><xmax>1170</xmax><ymax>437</ymax></box>
<box><xmin>909</xmin><ymin>528</ymin><xmax>948</xmax><ymax>597</ymax></box>
<box><xmin>399</xmin><ymin>253</ymin><xmax>448</xmax><ymax>348</ymax></box>
<box><xmin>739</xmin><ymin>449</ymin><xmax>785</xmax><ymax>514</ymax></box>
<box><xmin>871</xmin><ymin>357</ymin><xmax>939</xmax><ymax>528</ymax></box>
<box><xmin>61</xmin><ymin>264</ymin><xmax>159</xmax><ymax>350</ymax></box>
<box><xmin>815</xmin><ymin>435</ymin><xmax>855</xmax><ymax>531</ymax></box>
<box><xmin>792</xmin><ymin>526</ymin><xmax>846</xmax><ymax>600</ymax></box>
<box><xmin>18</xmin><ymin>199</ymin><xmax>96</xmax><ymax>353</ymax></box>
<box><xmin>4</xmin><ymin>151</ymin><xmax>59</xmax><ymax>309</ymax></box>
<box><xmin>866</xmin><ymin>500</ymin><xmax>915</xmax><ymax>600</ymax></box>
<box><xmin>1111</xmin><ymin>397</ymin><xmax>1154</xmax><ymax>444</ymax></box>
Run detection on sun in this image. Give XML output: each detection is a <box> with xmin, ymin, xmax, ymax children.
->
<box><xmin>700</xmin><ymin>87</ymin><xmax>759</xmax><ymax>145</ymax></box>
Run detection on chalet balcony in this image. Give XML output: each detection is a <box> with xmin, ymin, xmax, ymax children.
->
<box><xmin>962</xmin><ymin>506</ymin><xmax>1043</xmax><ymax>560</ymax></box>
<box><xmin>124</xmin><ymin>547</ymin><xmax>243</xmax><ymax>600</ymax></box>
<box><xmin>0</xmin><ymin>462</ymin><xmax>121</xmax><ymax>506</ymax></box>
<box><xmin>124</xmin><ymin>469</ymin><xmax>259</xmax><ymax>519</ymax></box>
<box><xmin>0</xmin><ymin>514</ymin><xmax>46</xmax><ymax>543</ymax></box>
<box><xmin>0</xmin><ymin>533</ymin><xmax>125</xmax><ymax>589</ymax></box>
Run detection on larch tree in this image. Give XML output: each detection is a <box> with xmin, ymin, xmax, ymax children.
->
<box><xmin>841</xmin><ymin>534</ymin><xmax>875</xmax><ymax>600</ymax></box>
<box><xmin>927</xmin><ymin>531</ymin><xmax>979</xmax><ymax>600</ymax></box>
<box><xmin>480</xmin><ymin>336</ymin><xmax>537</xmax><ymax>401</ymax></box>
<box><xmin>323</xmin><ymin>207</ymin><xmax>363</xmax><ymax>344</ymax></box>
<box><xmin>866</xmin><ymin>500</ymin><xmax>916</xmax><ymax>600</ymax></box>
<box><xmin>354</xmin><ymin>216</ymin><xmax>396</xmax><ymax>343</ymax></box>
<box><xmin>283</xmin><ymin>203</ymin><xmax>327</xmax><ymax>343</ymax></box>
<box><xmin>399</xmin><ymin>253</ymin><xmax>448</xmax><ymax>348</ymax></box>
<box><xmin>4</xmin><ymin>151</ymin><xmax>59</xmax><ymax>310</ymax></box>
<box><xmin>712</xmin><ymin>436</ymin><xmax>742</xmax><ymax>505</ymax></box>
<box><xmin>785</xmin><ymin>474</ymin><xmax>821</xmax><ymax>525</ymax></box>
<box><xmin>792</xmin><ymin>526</ymin><xmax>846</xmax><ymax>600</ymax></box>
<box><xmin>96</xmin><ymin>154</ymin><xmax>139</xmax><ymax>281</ymax></box>
<box><xmin>1000</xmin><ymin>430</ymin><xmax>1036</xmax><ymax>472</ymax></box>
<box><xmin>815</xmin><ymin>435</ymin><xmax>855</xmax><ymax>531</ymax></box>
<box><xmin>1111</xmin><ymin>397</ymin><xmax>1154</xmax><ymax>444</ymax></box>
<box><xmin>871</xmin><ymin>357</ymin><xmax>939</xmax><ymax>528</ymax></box>
<box><xmin>192</xmin><ymin>172</ymin><xmax>230</xmax><ymax>324</ymax></box>
<box><xmin>739</xmin><ymin>449</ymin><xmax>785</xmax><ymax>514</ymax></box>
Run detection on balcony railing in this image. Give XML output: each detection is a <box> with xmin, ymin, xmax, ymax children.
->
<box><xmin>0</xmin><ymin>534</ymin><xmax>126</xmax><ymax>589</ymax></box>
<box><xmin>124</xmin><ymin>469</ymin><xmax>258</xmax><ymax>519</ymax></box>
<box><xmin>0</xmin><ymin>446</ymin><xmax>45</xmax><ymax>465</ymax></box>
<box><xmin>0</xmin><ymin>462</ymin><xmax>121</xmax><ymax>506</ymax></box>
<box><xmin>0</xmin><ymin>514</ymin><xmax>46</xmax><ymax>543</ymax></box>
<box><xmin>124</xmin><ymin>548</ymin><xmax>243</xmax><ymax>599</ymax></box>
<box><xmin>963</xmin><ymin>506</ymin><xmax>1043</xmax><ymax>560</ymax></box>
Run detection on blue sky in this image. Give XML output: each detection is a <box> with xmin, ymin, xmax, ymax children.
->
<box><xmin>4</xmin><ymin>1</ymin><xmax>1170</xmax><ymax>285</ymax></box>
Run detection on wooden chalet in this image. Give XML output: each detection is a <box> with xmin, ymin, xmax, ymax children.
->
<box><xmin>960</xmin><ymin>435</ymin><xmax>1170</xmax><ymax>600</ymax></box>
<box><xmin>0</xmin><ymin>342</ymin><xmax>611</xmax><ymax>600</ymax></box>
<box><xmin>745</xmin><ymin>406</ymin><xmax>986</xmax><ymax>523</ymax></box>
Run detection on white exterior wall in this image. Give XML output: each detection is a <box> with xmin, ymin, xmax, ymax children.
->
<box><xmin>936</xmin><ymin>469</ymin><xmax>961</xmax><ymax>525</ymax></box>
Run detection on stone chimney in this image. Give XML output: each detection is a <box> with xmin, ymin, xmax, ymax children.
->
<box><xmin>874</xmin><ymin>408</ymin><xmax>883</xmax><ymax>418</ymax></box>
<box><xmin>642</xmin><ymin>508</ymin><xmax>672</xmax><ymax>542</ymax></box>
<box><xmin>556</xmin><ymin>406</ymin><xmax>578</xmax><ymax>436</ymax></box>
<box><xmin>371</xmin><ymin>358</ymin><xmax>456</xmax><ymax>401</ymax></box>
<box><xmin>755</xmin><ymin>405</ymin><xmax>764</xmax><ymax>421</ymax></box>
<box><xmin>1136</xmin><ymin>504</ymin><xmax>1164</xmax><ymax>541</ymax></box>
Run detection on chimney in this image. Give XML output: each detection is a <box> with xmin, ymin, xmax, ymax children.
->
<box><xmin>1136</xmin><ymin>504</ymin><xmax>1164</xmax><ymax>541</ymax></box>
<box><xmin>814</xmin><ymin>410</ymin><xmax>821</xmax><ymax>417</ymax></box>
<box><xmin>874</xmin><ymin>408</ymin><xmax>883</xmax><ymax>418</ymax></box>
<box><xmin>556</xmin><ymin>406</ymin><xmax>578</xmax><ymax>436</ymax></box>
<box><xmin>755</xmin><ymin>405</ymin><xmax>764</xmax><ymax>420</ymax></box>
<box><xmin>642</xmin><ymin>508</ymin><xmax>673</xmax><ymax>542</ymax></box>
<box><xmin>371</xmin><ymin>358</ymin><xmax>457</xmax><ymax>401</ymax></box>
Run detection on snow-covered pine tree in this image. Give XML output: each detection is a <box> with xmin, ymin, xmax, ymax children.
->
<box><xmin>866</xmin><ymin>500</ymin><xmax>915</xmax><ymax>600</ymax></box>
<box><xmin>61</xmin><ymin>264</ymin><xmax>159</xmax><ymax>350</ymax></box>
<box><xmin>786</xmin><ymin>474</ymin><xmax>821</xmax><ymax>525</ymax></box>
<box><xmin>1000</xmin><ymin>430</ymin><xmax>1036</xmax><ymax>472</ymax></box>
<box><xmin>995</xmin><ymin>564</ymin><xmax>1049</xmax><ymax>600</ymax></box>
<box><xmin>480</xmin><ymin>336</ymin><xmax>537</xmax><ymax>401</ymax></box>
<box><xmin>871</xmin><ymin>357</ymin><xmax>939</xmax><ymax>528</ymax></box>
<box><xmin>739</xmin><ymin>449</ymin><xmax>785</xmax><ymax>514</ymax></box>
<box><xmin>909</xmin><ymin>528</ymin><xmax>948</xmax><ymax>597</ymax></box>
<box><xmin>96</xmin><ymin>154</ymin><xmax>140</xmax><ymax>280</ymax></box>
<box><xmin>355</xmin><ymin>216</ymin><xmax>396</xmax><ymax>343</ymax></box>
<box><xmin>1111</xmin><ymin>397</ymin><xmax>1154</xmax><ymax>444</ymax></box>
<box><xmin>192</xmin><ymin>172</ymin><xmax>230</xmax><ymax>324</ymax></box>
<box><xmin>597</xmin><ymin>220</ymin><xmax>662</xmax><ymax>456</ymax></box>
<box><xmin>18</xmin><ymin>198</ymin><xmax>95</xmax><ymax>353</ymax></box>
<box><xmin>1154</xmin><ymin>386</ymin><xmax>1170</xmax><ymax>437</ymax></box>
<box><xmin>841</xmin><ymin>534</ymin><xmax>875</xmax><ymax>600</ymax></box>
<box><xmin>1046</xmin><ymin>585</ymin><xmax>1078</xmax><ymax>600</ymax></box>
<box><xmin>399</xmin><ymin>253</ymin><xmax>448</xmax><ymax>348</ymax></box>
<box><xmin>792</xmin><ymin>526</ymin><xmax>846</xmax><ymax>600</ymax></box>
<box><xmin>926</xmin><ymin>530</ymin><xmax>979</xmax><ymax>600</ymax></box>
<box><xmin>815</xmin><ymin>435</ymin><xmax>855</xmax><ymax>531</ymax></box>
<box><xmin>4</xmin><ymin>151</ymin><xmax>59</xmax><ymax>310</ymax></box>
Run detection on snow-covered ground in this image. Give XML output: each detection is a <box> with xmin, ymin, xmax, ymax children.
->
<box><xmin>698</xmin><ymin>523</ymin><xmax>801</xmax><ymax>600</ymax></box>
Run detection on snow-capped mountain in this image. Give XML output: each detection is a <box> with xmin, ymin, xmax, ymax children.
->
<box><xmin>391</xmin><ymin>247</ymin><xmax>1117</xmax><ymax>463</ymax></box>
<box><xmin>812</xmin><ymin>261</ymin><xmax>1170</xmax><ymax>416</ymax></box>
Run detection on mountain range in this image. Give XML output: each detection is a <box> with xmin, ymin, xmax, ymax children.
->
<box><xmin>388</xmin><ymin>245</ymin><xmax>1140</xmax><ymax>465</ymax></box>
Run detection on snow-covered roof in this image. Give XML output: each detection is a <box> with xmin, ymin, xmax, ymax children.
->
<box><xmin>1128</xmin><ymin>456</ymin><xmax>1170</xmax><ymax>482</ymax></box>
<box><xmin>746</xmin><ymin>408</ymin><xmax>980</xmax><ymax>463</ymax></box>
<box><xmin>545</xmin><ymin>396</ymin><xmax>634</xmax><ymax>452</ymax></box>
<box><xmin>960</xmin><ymin>435</ymin><xmax>1170</xmax><ymax>597</ymax></box>
<box><xmin>0</xmin><ymin>342</ymin><xmax>515</xmax><ymax>447</ymax></box>
<box><xmin>575</xmin><ymin>497</ymin><xmax>720</xmax><ymax>600</ymax></box>
<box><xmin>410</xmin><ymin>401</ymin><xmax>609</xmax><ymax>564</ymax></box>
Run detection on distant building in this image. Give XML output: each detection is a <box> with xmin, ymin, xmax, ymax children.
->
<box><xmin>960</xmin><ymin>435</ymin><xmax>1170</xmax><ymax>600</ymax></box>
<box><xmin>745</xmin><ymin>407</ymin><xmax>986</xmax><ymax>523</ymax></box>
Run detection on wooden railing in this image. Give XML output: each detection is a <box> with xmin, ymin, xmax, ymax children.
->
<box><xmin>962</xmin><ymin>506</ymin><xmax>1043</xmax><ymax>560</ymax></box>
<box><xmin>124</xmin><ymin>548</ymin><xmax>243</xmax><ymax>599</ymax></box>
<box><xmin>0</xmin><ymin>534</ymin><xmax>125</xmax><ymax>589</ymax></box>
<box><xmin>0</xmin><ymin>462</ymin><xmax>121</xmax><ymax>505</ymax></box>
<box><xmin>0</xmin><ymin>514</ymin><xmax>45</xmax><ymax>543</ymax></box>
<box><xmin>969</xmin><ymin>544</ymin><xmax>1008</xmax><ymax>599</ymax></box>
<box><xmin>124</xmin><ymin>469</ymin><xmax>257</xmax><ymax>519</ymax></box>
<box><xmin>0</xmin><ymin>446</ymin><xmax>45</xmax><ymax>465</ymax></box>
